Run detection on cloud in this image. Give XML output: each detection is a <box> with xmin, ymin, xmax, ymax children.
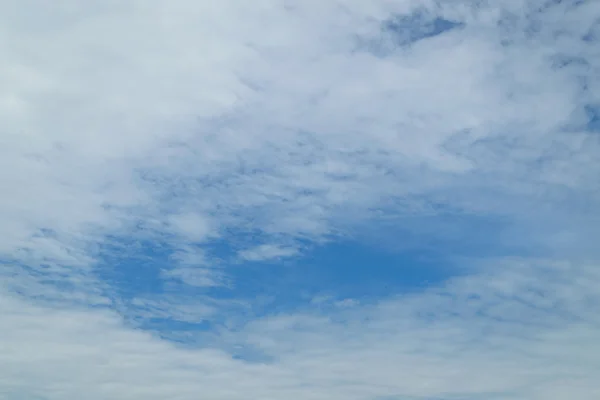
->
<box><xmin>237</xmin><ymin>244</ymin><xmax>298</xmax><ymax>262</ymax></box>
<box><xmin>2</xmin><ymin>258</ymin><xmax>600</xmax><ymax>399</ymax></box>
<box><xmin>1</xmin><ymin>0</ymin><xmax>599</xmax><ymax>398</ymax></box>
<box><xmin>2</xmin><ymin>0</ymin><xmax>598</xmax><ymax>273</ymax></box>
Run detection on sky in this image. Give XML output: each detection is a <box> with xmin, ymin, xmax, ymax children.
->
<box><xmin>1</xmin><ymin>0</ymin><xmax>600</xmax><ymax>399</ymax></box>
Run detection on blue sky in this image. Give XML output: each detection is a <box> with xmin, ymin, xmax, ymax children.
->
<box><xmin>1</xmin><ymin>0</ymin><xmax>600</xmax><ymax>399</ymax></box>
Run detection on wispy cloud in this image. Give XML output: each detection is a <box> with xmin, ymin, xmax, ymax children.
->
<box><xmin>2</xmin><ymin>258</ymin><xmax>599</xmax><ymax>399</ymax></box>
<box><xmin>238</xmin><ymin>244</ymin><xmax>298</xmax><ymax>262</ymax></box>
<box><xmin>1</xmin><ymin>0</ymin><xmax>599</xmax><ymax>398</ymax></box>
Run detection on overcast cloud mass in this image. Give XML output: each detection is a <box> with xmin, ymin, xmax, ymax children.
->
<box><xmin>1</xmin><ymin>0</ymin><xmax>600</xmax><ymax>399</ymax></box>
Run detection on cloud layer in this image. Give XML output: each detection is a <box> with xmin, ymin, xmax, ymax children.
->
<box><xmin>1</xmin><ymin>0</ymin><xmax>599</xmax><ymax>399</ymax></box>
<box><xmin>2</xmin><ymin>259</ymin><xmax>600</xmax><ymax>400</ymax></box>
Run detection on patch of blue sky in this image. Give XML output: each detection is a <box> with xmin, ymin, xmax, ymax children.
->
<box><xmin>93</xmin><ymin>208</ymin><xmax>530</xmax><ymax>342</ymax></box>
<box><xmin>585</xmin><ymin>104</ymin><xmax>600</xmax><ymax>131</ymax></box>
<box><xmin>97</xmin><ymin>235</ymin><xmax>174</xmax><ymax>300</ymax></box>
<box><xmin>382</xmin><ymin>12</ymin><xmax>464</xmax><ymax>46</ymax></box>
<box><xmin>360</xmin><ymin>9</ymin><xmax>464</xmax><ymax>57</ymax></box>
<box><xmin>96</xmin><ymin>234</ymin><xmax>452</xmax><ymax>311</ymax></box>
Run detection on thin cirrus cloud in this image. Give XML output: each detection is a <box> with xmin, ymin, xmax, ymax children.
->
<box><xmin>1</xmin><ymin>0</ymin><xmax>599</xmax><ymax>399</ymax></box>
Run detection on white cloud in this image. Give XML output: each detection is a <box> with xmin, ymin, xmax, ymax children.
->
<box><xmin>167</xmin><ymin>212</ymin><xmax>215</xmax><ymax>243</ymax></box>
<box><xmin>2</xmin><ymin>258</ymin><xmax>600</xmax><ymax>399</ymax></box>
<box><xmin>162</xmin><ymin>265</ymin><xmax>225</xmax><ymax>288</ymax></box>
<box><xmin>238</xmin><ymin>244</ymin><xmax>298</xmax><ymax>262</ymax></box>
<box><xmin>1</xmin><ymin>0</ymin><xmax>598</xmax><ymax>271</ymax></box>
<box><xmin>1</xmin><ymin>0</ymin><xmax>599</xmax><ymax>398</ymax></box>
